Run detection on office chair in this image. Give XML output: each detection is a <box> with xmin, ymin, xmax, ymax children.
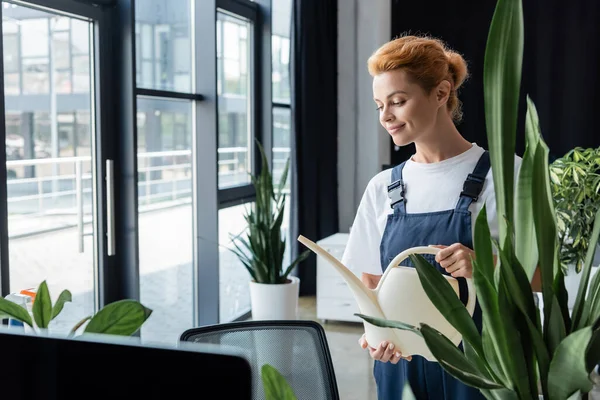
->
<box><xmin>180</xmin><ymin>319</ymin><xmax>340</xmax><ymax>400</ymax></box>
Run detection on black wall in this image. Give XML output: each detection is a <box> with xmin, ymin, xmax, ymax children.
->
<box><xmin>390</xmin><ymin>0</ymin><xmax>600</xmax><ymax>165</ymax></box>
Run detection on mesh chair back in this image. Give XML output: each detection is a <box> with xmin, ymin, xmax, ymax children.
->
<box><xmin>180</xmin><ymin>320</ymin><xmax>339</xmax><ymax>400</ymax></box>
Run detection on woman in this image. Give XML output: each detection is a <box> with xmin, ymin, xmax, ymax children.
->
<box><xmin>341</xmin><ymin>34</ymin><xmax>522</xmax><ymax>399</ymax></box>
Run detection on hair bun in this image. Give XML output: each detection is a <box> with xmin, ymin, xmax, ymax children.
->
<box><xmin>446</xmin><ymin>51</ymin><xmax>468</xmax><ymax>90</ymax></box>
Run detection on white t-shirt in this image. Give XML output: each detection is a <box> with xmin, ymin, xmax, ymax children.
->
<box><xmin>341</xmin><ymin>143</ymin><xmax>522</xmax><ymax>275</ymax></box>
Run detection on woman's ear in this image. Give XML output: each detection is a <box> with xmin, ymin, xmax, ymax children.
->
<box><xmin>435</xmin><ymin>80</ymin><xmax>451</xmax><ymax>106</ymax></box>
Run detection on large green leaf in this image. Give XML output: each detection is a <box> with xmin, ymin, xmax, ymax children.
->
<box><xmin>553</xmin><ymin>268</ymin><xmax>572</xmax><ymax>333</ymax></box>
<box><xmin>586</xmin><ymin>328</ymin><xmax>600</xmax><ymax>373</ymax></box>
<box><xmin>419</xmin><ymin>324</ymin><xmax>503</xmax><ymax>390</ymax></box>
<box><xmin>546</xmin><ymin>295</ymin><xmax>568</xmax><ymax>355</ymax></box>
<box><xmin>496</xmin><ymin>245</ymin><xmax>538</xmax><ymax>327</ymax></box>
<box><xmin>33</xmin><ymin>280</ymin><xmax>53</xmax><ymax>329</ymax></box>
<box><xmin>464</xmin><ymin>339</ymin><xmax>499</xmax><ymax>384</ymax></box>
<box><xmin>51</xmin><ymin>289</ymin><xmax>72</xmax><ymax>321</ymax></box>
<box><xmin>496</xmin><ymin>276</ymin><xmax>532</xmax><ymax>398</ymax></box>
<box><xmin>473</xmin><ymin>204</ymin><xmax>496</xmax><ymax>282</ymax></box>
<box><xmin>532</xmin><ymin>139</ymin><xmax>564</xmax><ymax>346</ymax></box>
<box><xmin>480</xmin><ymin>388</ymin><xmax>519</xmax><ymax>400</ymax></box>
<box><xmin>0</xmin><ymin>297</ymin><xmax>33</xmax><ymax>327</ymax></box>
<box><xmin>473</xmin><ymin>261</ymin><xmax>512</xmax><ymax>388</ymax></box>
<box><xmin>482</xmin><ymin>320</ymin><xmax>510</xmax><ymax>387</ymax></box>
<box><xmin>410</xmin><ymin>254</ymin><xmax>483</xmax><ymax>358</ymax></box>
<box><xmin>548</xmin><ymin>327</ymin><xmax>594</xmax><ymax>400</ymax></box>
<box><xmin>514</xmin><ymin>96</ymin><xmax>540</xmax><ymax>280</ymax></box>
<box><xmin>83</xmin><ymin>299</ymin><xmax>152</xmax><ymax>336</ymax></box>
<box><xmin>261</xmin><ymin>364</ymin><xmax>297</xmax><ymax>400</ymax></box>
<box><xmin>572</xmin><ymin>208</ymin><xmax>600</xmax><ymax>330</ymax></box>
<box><xmin>355</xmin><ymin>313</ymin><xmax>422</xmax><ymax>336</ymax></box>
<box><xmin>483</xmin><ymin>0</ymin><xmax>523</xmax><ymax>245</ymax></box>
<box><xmin>586</xmin><ymin>269</ymin><xmax>600</xmax><ymax>328</ymax></box>
<box><xmin>472</xmin><ymin>205</ymin><xmax>512</xmax><ymax>384</ymax></box>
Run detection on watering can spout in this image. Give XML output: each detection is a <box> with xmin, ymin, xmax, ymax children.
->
<box><xmin>297</xmin><ymin>235</ymin><xmax>393</xmax><ymax>343</ymax></box>
<box><xmin>297</xmin><ymin>235</ymin><xmax>378</xmax><ymax>306</ymax></box>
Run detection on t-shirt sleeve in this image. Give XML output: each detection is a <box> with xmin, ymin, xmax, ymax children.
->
<box><xmin>341</xmin><ymin>180</ymin><xmax>384</xmax><ymax>275</ymax></box>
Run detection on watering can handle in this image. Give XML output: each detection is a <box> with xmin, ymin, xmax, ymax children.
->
<box><xmin>379</xmin><ymin>246</ymin><xmax>477</xmax><ymax>318</ymax></box>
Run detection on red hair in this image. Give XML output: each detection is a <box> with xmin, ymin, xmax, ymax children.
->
<box><xmin>367</xmin><ymin>34</ymin><xmax>469</xmax><ymax>122</ymax></box>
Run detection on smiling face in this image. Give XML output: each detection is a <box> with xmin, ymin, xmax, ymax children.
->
<box><xmin>373</xmin><ymin>69</ymin><xmax>448</xmax><ymax>147</ymax></box>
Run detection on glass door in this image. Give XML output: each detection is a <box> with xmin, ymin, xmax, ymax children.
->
<box><xmin>1</xmin><ymin>0</ymin><xmax>105</xmax><ymax>334</ymax></box>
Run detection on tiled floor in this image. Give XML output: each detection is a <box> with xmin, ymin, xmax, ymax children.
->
<box><xmin>297</xmin><ymin>296</ymin><xmax>377</xmax><ymax>400</ymax></box>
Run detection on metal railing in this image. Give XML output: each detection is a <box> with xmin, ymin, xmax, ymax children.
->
<box><xmin>6</xmin><ymin>147</ymin><xmax>291</xmax><ymax>246</ymax></box>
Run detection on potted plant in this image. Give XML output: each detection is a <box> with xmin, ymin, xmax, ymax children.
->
<box><xmin>550</xmin><ymin>146</ymin><xmax>600</xmax><ymax>309</ymax></box>
<box><xmin>230</xmin><ymin>141</ymin><xmax>310</xmax><ymax>320</ymax></box>
<box><xmin>356</xmin><ymin>0</ymin><xmax>600</xmax><ymax>399</ymax></box>
<box><xmin>0</xmin><ymin>280</ymin><xmax>151</xmax><ymax>337</ymax></box>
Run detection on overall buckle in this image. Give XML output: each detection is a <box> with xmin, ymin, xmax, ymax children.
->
<box><xmin>460</xmin><ymin>174</ymin><xmax>484</xmax><ymax>201</ymax></box>
<box><xmin>387</xmin><ymin>179</ymin><xmax>405</xmax><ymax>208</ymax></box>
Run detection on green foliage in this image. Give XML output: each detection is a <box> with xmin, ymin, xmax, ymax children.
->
<box><xmin>550</xmin><ymin>146</ymin><xmax>600</xmax><ymax>274</ymax></box>
<box><xmin>230</xmin><ymin>140</ymin><xmax>310</xmax><ymax>284</ymax></box>
<box><xmin>0</xmin><ymin>280</ymin><xmax>151</xmax><ymax>337</ymax></box>
<box><xmin>356</xmin><ymin>0</ymin><xmax>600</xmax><ymax>398</ymax></box>
<box><xmin>261</xmin><ymin>363</ymin><xmax>297</xmax><ymax>400</ymax></box>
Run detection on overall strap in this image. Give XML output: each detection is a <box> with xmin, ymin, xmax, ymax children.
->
<box><xmin>387</xmin><ymin>161</ymin><xmax>407</xmax><ymax>214</ymax></box>
<box><xmin>456</xmin><ymin>150</ymin><xmax>491</xmax><ymax>211</ymax></box>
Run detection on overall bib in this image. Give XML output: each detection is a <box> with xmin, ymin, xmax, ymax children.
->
<box><xmin>374</xmin><ymin>151</ymin><xmax>490</xmax><ymax>400</ymax></box>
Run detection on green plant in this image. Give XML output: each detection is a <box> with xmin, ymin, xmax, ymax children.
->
<box><xmin>230</xmin><ymin>140</ymin><xmax>310</xmax><ymax>284</ymax></box>
<box><xmin>261</xmin><ymin>363</ymin><xmax>297</xmax><ymax>400</ymax></box>
<box><xmin>356</xmin><ymin>0</ymin><xmax>600</xmax><ymax>399</ymax></box>
<box><xmin>0</xmin><ymin>280</ymin><xmax>152</xmax><ymax>336</ymax></box>
<box><xmin>550</xmin><ymin>146</ymin><xmax>600</xmax><ymax>274</ymax></box>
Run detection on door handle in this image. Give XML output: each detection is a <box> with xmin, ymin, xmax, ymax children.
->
<box><xmin>106</xmin><ymin>159</ymin><xmax>115</xmax><ymax>256</ymax></box>
<box><xmin>76</xmin><ymin>160</ymin><xmax>84</xmax><ymax>253</ymax></box>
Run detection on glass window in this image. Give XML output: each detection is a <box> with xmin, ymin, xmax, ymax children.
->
<box><xmin>135</xmin><ymin>0</ymin><xmax>192</xmax><ymax>93</ymax></box>
<box><xmin>72</xmin><ymin>55</ymin><xmax>90</xmax><ymax>93</ymax></box>
<box><xmin>3</xmin><ymin>19</ymin><xmax>18</xmax><ymax>34</ymax></box>
<box><xmin>216</xmin><ymin>12</ymin><xmax>253</xmax><ymax>189</ymax></box>
<box><xmin>136</xmin><ymin>96</ymin><xmax>194</xmax><ymax>345</ymax></box>
<box><xmin>22</xmin><ymin>57</ymin><xmax>49</xmax><ymax>94</ymax></box>
<box><xmin>272</xmin><ymin>0</ymin><xmax>292</xmax><ymax>104</ymax></box>
<box><xmin>219</xmin><ymin>202</ymin><xmax>254</xmax><ymax>322</ymax></box>
<box><xmin>3</xmin><ymin>4</ymin><xmax>96</xmax><ymax>336</ymax></box>
<box><xmin>271</xmin><ymin>0</ymin><xmax>293</xmax><ymax>268</ymax></box>
<box><xmin>4</xmin><ymin>73</ymin><xmax>19</xmax><ymax>95</ymax></box>
<box><xmin>53</xmin><ymin>31</ymin><xmax>71</xmax><ymax>70</ymax></box>
<box><xmin>71</xmin><ymin>19</ymin><xmax>90</xmax><ymax>55</ymax></box>
<box><xmin>21</xmin><ymin>19</ymin><xmax>49</xmax><ymax>58</ymax></box>
<box><xmin>3</xmin><ymin>35</ymin><xmax>19</xmax><ymax>72</ymax></box>
<box><xmin>273</xmin><ymin>106</ymin><xmax>292</xmax><ymax>266</ymax></box>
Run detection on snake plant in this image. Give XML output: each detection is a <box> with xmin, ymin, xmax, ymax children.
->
<box><xmin>357</xmin><ymin>0</ymin><xmax>600</xmax><ymax>398</ymax></box>
<box><xmin>229</xmin><ymin>140</ymin><xmax>310</xmax><ymax>284</ymax></box>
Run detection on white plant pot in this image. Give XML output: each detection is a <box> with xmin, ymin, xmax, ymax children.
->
<box><xmin>249</xmin><ymin>276</ymin><xmax>300</xmax><ymax>320</ymax></box>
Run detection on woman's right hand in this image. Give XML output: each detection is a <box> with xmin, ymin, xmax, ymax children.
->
<box><xmin>358</xmin><ymin>333</ymin><xmax>412</xmax><ymax>363</ymax></box>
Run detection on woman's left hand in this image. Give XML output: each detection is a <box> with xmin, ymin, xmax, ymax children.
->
<box><xmin>430</xmin><ymin>243</ymin><xmax>475</xmax><ymax>279</ymax></box>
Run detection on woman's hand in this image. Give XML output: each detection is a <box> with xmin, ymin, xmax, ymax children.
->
<box><xmin>361</xmin><ymin>273</ymin><xmax>382</xmax><ymax>289</ymax></box>
<box><xmin>358</xmin><ymin>334</ymin><xmax>412</xmax><ymax>363</ymax></box>
<box><xmin>431</xmin><ymin>243</ymin><xmax>475</xmax><ymax>279</ymax></box>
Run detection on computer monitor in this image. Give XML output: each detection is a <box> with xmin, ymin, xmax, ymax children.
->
<box><xmin>0</xmin><ymin>327</ymin><xmax>252</xmax><ymax>399</ymax></box>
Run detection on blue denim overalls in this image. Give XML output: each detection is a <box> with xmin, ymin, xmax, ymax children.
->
<box><xmin>375</xmin><ymin>151</ymin><xmax>490</xmax><ymax>400</ymax></box>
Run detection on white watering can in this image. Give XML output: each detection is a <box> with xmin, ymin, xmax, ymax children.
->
<box><xmin>297</xmin><ymin>235</ymin><xmax>476</xmax><ymax>362</ymax></box>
